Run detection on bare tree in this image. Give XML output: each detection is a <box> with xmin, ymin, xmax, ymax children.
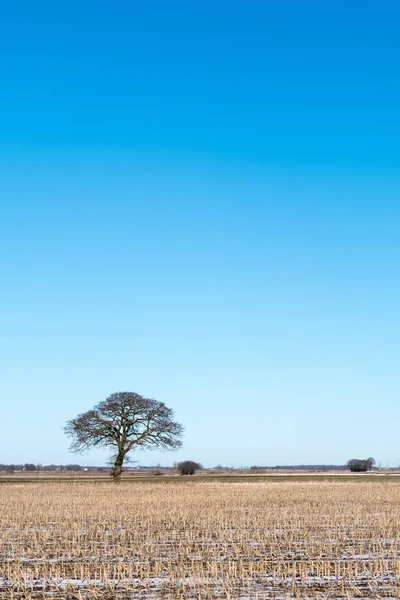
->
<box><xmin>64</xmin><ymin>392</ymin><xmax>184</xmax><ymax>481</ymax></box>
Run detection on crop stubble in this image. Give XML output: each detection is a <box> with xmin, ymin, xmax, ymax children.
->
<box><xmin>1</xmin><ymin>481</ymin><xmax>400</xmax><ymax>598</ymax></box>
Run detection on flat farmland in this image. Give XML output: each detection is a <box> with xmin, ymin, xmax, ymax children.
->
<box><xmin>1</xmin><ymin>481</ymin><xmax>400</xmax><ymax>599</ymax></box>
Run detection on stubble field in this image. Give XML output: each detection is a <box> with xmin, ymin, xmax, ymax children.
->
<box><xmin>1</xmin><ymin>480</ymin><xmax>400</xmax><ymax>599</ymax></box>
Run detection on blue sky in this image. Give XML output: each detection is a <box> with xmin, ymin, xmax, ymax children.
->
<box><xmin>1</xmin><ymin>2</ymin><xmax>400</xmax><ymax>467</ymax></box>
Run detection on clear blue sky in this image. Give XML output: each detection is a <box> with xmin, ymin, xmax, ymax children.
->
<box><xmin>1</xmin><ymin>1</ymin><xmax>400</xmax><ymax>467</ymax></box>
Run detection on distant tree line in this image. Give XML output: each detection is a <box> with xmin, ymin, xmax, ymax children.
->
<box><xmin>0</xmin><ymin>458</ymin><xmax>380</xmax><ymax>474</ymax></box>
<box><xmin>0</xmin><ymin>464</ymin><xmax>86</xmax><ymax>473</ymax></box>
<box><xmin>249</xmin><ymin>464</ymin><xmax>350</xmax><ymax>471</ymax></box>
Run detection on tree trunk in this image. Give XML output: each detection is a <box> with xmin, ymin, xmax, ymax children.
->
<box><xmin>112</xmin><ymin>450</ymin><xmax>125</xmax><ymax>482</ymax></box>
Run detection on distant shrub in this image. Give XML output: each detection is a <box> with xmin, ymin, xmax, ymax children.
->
<box><xmin>347</xmin><ymin>458</ymin><xmax>375</xmax><ymax>472</ymax></box>
<box><xmin>177</xmin><ymin>461</ymin><xmax>202</xmax><ymax>475</ymax></box>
